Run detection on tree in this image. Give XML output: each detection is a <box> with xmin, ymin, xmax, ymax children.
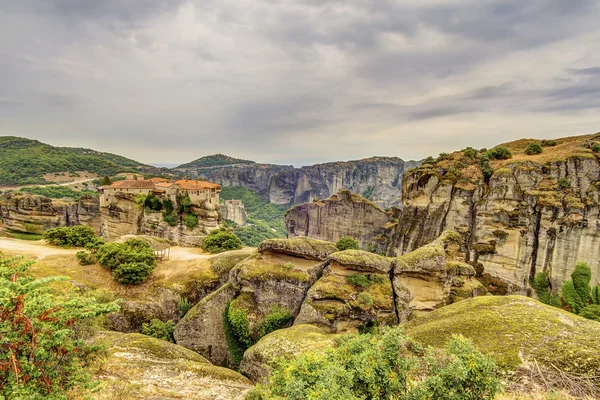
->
<box><xmin>95</xmin><ymin>239</ymin><xmax>156</xmax><ymax>284</ymax></box>
<box><xmin>0</xmin><ymin>256</ymin><xmax>118</xmax><ymax>398</ymax></box>
<box><xmin>202</xmin><ymin>229</ymin><xmax>242</xmax><ymax>253</ymax></box>
<box><xmin>486</xmin><ymin>146</ymin><xmax>512</xmax><ymax>160</ymax></box>
<box><xmin>336</xmin><ymin>236</ymin><xmax>359</xmax><ymax>251</ymax></box>
<box><xmin>561</xmin><ymin>262</ymin><xmax>592</xmax><ymax>314</ymax></box>
<box><xmin>525</xmin><ymin>143</ymin><xmax>543</xmax><ymax>155</ymax></box>
<box><xmin>100</xmin><ymin>176</ymin><xmax>112</xmax><ymax>186</ymax></box>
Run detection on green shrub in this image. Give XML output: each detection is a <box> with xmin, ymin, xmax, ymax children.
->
<box><xmin>346</xmin><ymin>273</ymin><xmax>387</xmax><ymax>288</ymax></box>
<box><xmin>43</xmin><ymin>225</ymin><xmax>97</xmax><ymax>247</ymax></box>
<box><xmin>561</xmin><ymin>280</ymin><xmax>584</xmax><ymax>314</ymax></box>
<box><xmin>20</xmin><ymin>185</ymin><xmax>98</xmax><ymax>200</ymax></box>
<box><xmin>162</xmin><ymin>212</ymin><xmax>178</xmax><ymax>226</ymax></box>
<box><xmin>592</xmin><ymin>285</ymin><xmax>600</xmax><ymax>305</ymax></box>
<box><xmin>179</xmin><ymin>297</ymin><xmax>191</xmax><ymax>318</ymax></box>
<box><xmin>249</xmin><ymin>328</ymin><xmax>501</xmax><ymax>400</ymax></box>
<box><xmin>183</xmin><ymin>213</ymin><xmax>198</xmax><ymax>229</ymax></box>
<box><xmin>362</xmin><ymin>186</ymin><xmax>374</xmax><ymax>199</ymax></box>
<box><xmin>524</xmin><ymin>142</ymin><xmax>543</xmax><ymax>155</ymax></box>
<box><xmin>144</xmin><ymin>192</ymin><xmax>162</xmax><ymax>211</ymax></box>
<box><xmin>541</xmin><ymin>139</ymin><xmax>557</xmax><ymax>147</ymax></box>
<box><xmin>478</xmin><ymin>154</ymin><xmax>494</xmax><ymax>181</ymax></box>
<box><xmin>100</xmin><ymin>176</ymin><xmax>112</xmax><ymax>186</ymax></box>
<box><xmin>572</xmin><ymin>262</ymin><xmax>592</xmax><ymax>304</ymax></box>
<box><xmin>163</xmin><ymin>199</ymin><xmax>174</xmax><ymax>214</ymax></box>
<box><xmin>202</xmin><ymin>229</ymin><xmax>242</xmax><ymax>254</ymax></box>
<box><xmin>336</xmin><ymin>236</ymin><xmax>359</xmax><ymax>251</ymax></box>
<box><xmin>113</xmin><ymin>262</ymin><xmax>154</xmax><ymax>284</ymax></box>
<box><xmin>580</xmin><ymin>304</ymin><xmax>600</xmax><ymax>322</ymax></box>
<box><xmin>260</xmin><ymin>305</ymin><xmax>292</xmax><ymax>338</ymax></box>
<box><xmin>558</xmin><ymin>177</ymin><xmax>570</xmax><ymax>189</ymax></box>
<box><xmin>141</xmin><ymin>319</ymin><xmax>175</xmax><ymax>342</ymax></box>
<box><xmin>437</xmin><ymin>152</ymin><xmax>452</xmax><ymax>161</ymax></box>
<box><xmin>356</xmin><ymin>292</ymin><xmax>374</xmax><ymax>308</ymax></box>
<box><xmin>486</xmin><ymin>146</ymin><xmax>512</xmax><ymax>160</ymax></box>
<box><xmin>225</xmin><ymin>301</ymin><xmax>252</xmax><ymax>368</ymax></box>
<box><xmin>462</xmin><ymin>147</ymin><xmax>478</xmax><ymax>160</ymax></box>
<box><xmin>76</xmin><ymin>250</ymin><xmax>95</xmax><ymax>266</ymax></box>
<box><xmin>181</xmin><ymin>193</ymin><xmax>192</xmax><ymax>213</ymax></box>
<box><xmin>592</xmin><ymin>144</ymin><xmax>600</xmax><ymax>153</ymax></box>
<box><xmin>135</xmin><ymin>194</ymin><xmax>147</xmax><ymax>207</ymax></box>
<box><xmin>84</xmin><ymin>237</ymin><xmax>105</xmax><ymax>253</ymax></box>
<box><xmin>531</xmin><ymin>272</ymin><xmax>560</xmax><ymax>307</ymax></box>
<box><xmin>423</xmin><ymin>156</ymin><xmax>436</xmax><ymax>164</ymax></box>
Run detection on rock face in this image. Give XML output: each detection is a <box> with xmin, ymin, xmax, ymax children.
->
<box><xmin>285</xmin><ymin>190</ymin><xmax>393</xmax><ymax>252</ymax></box>
<box><xmin>390</xmin><ymin>134</ymin><xmax>600</xmax><ymax>293</ymax></box>
<box><xmin>220</xmin><ymin>200</ymin><xmax>247</xmax><ymax>226</ymax></box>
<box><xmin>100</xmin><ymin>191</ymin><xmax>220</xmax><ymax>246</ymax></box>
<box><xmin>94</xmin><ymin>331</ymin><xmax>252</xmax><ymax>400</ymax></box>
<box><xmin>0</xmin><ymin>193</ymin><xmax>101</xmax><ymax>234</ymax></box>
<box><xmin>182</xmin><ymin>156</ymin><xmax>420</xmax><ymax>208</ymax></box>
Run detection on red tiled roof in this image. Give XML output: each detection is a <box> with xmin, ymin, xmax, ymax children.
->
<box><xmin>109</xmin><ymin>180</ymin><xmax>155</xmax><ymax>189</ymax></box>
<box><xmin>148</xmin><ymin>177</ymin><xmax>170</xmax><ymax>183</ymax></box>
<box><xmin>175</xmin><ymin>179</ymin><xmax>221</xmax><ymax>190</ymax></box>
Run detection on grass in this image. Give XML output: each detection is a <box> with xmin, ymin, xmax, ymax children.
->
<box><xmin>6</xmin><ymin>230</ymin><xmax>43</xmax><ymax>241</ymax></box>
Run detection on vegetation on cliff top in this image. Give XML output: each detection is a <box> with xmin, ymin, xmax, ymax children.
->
<box><xmin>0</xmin><ymin>136</ymin><xmax>160</xmax><ymax>186</ymax></box>
<box><xmin>176</xmin><ymin>153</ymin><xmax>256</xmax><ymax>170</ymax></box>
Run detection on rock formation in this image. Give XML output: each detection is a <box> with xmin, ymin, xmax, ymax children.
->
<box><xmin>100</xmin><ymin>192</ymin><xmax>220</xmax><ymax>246</ymax></box>
<box><xmin>0</xmin><ymin>192</ymin><xmax>101</xmax><ymax>234</ymax></box>
<box><xmin>390</xmin><ymin>134</ymin><xmax>600</xmax><ymax>293</ymax></box>
<box><xmin>220</xmin><ymin>199</ymin><xmax>247</xmax><ymax>226</ymax></box>
<box><xmin>179</xmin><ymin>156</ymin><xmax>420</xmax><ymax>208</ymax></box>
<box><xmin>285</xmin><ymin>190</ymin><xmax>393</xmax><ymax>251</ymax></box>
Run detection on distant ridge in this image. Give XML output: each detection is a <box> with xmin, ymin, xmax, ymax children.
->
<box><xmin>176</xmin><ymin>154</ymin><xmax>256</xmax><ymax>170</ymax></box>
<box><xmin>0</xmin><ymin>136</ymin><xmax>168</xmax><ymax>186</ymax></box>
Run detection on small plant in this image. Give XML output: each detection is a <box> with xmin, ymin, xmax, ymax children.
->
<box><xmin>183</xmin><ymin>213</ymin><xmax>198</xmax><ymax>228</ymax></box>
<box><xmin>141</xmin><ymin>319</ymin><xmax>175</xmax><ymax>342</ymax></box>
<box><xmin>162</xmin><ymin>212</ymin><xmax>178</xmax><ymax>226</ymax></box>
<box><xmin>346</xmin><ymin>273</ymin><xmax>387</xmax><ymax>288</ymax></box>
<box><xmin>462</xmin><ymin>147</ymin><xmax>478</xmax><ymax>160</ymax></box>
<box><xmin>561</xmin><ymin>262</ymin><xmax>592</xmax><ymax>314</ymax></box>
<box><xmin>478</xmin><ymin>154</ymin><xmax>494</xmax><ymax>181</ymax></box>
<box><xmin>541</xmin><ymin>139</ymin><xmax>557</xmax><ymax>147</ymax></box>
<box><xmin>437</xmin><ymin>152</ymin><xmax>452</xmax><ymax>161</ymax></box>
<box><xmin>283</xmin><ymin>262</ymin><xmax>294</xmax><ymax>270</ymax></box>
<box><xmin>580</xmin><ymin>304</ymin><xmax>600</xmax><ymax>322</ymax></box>
<box><xmin>423</xmin><ymin>156</ymin><xmax>436</xmax><ymax>164</ymax></box>
<box><xmin>486</xmin><ymin>146</ymin><xmax>512</xmax><ymax>160</ymax></box>
<box><xmin>43</xmin><ymin>225</ymin><xmax>98</xmax><ymax>247</ymax></box>
<box><xmin>592</xmin><ymin>144</ymin><xmax>600</xmax><ymax>153</ymax></box>
<box><xmin>135</xmin><ymin>194</ymin><xmax>147</xmax><ymax>208</ymax></box>
<box><xmin>355</xmin><ymin>292</ymin><xmax>374</xmax><ymax>309</ymax></box>
<box><xmin>531</xmin><ymin>272</ymin><xmax>560</xmax><ymax>307</ymax></box>
<box><xmin>76</xmin><ymin>250</ymin><xmax>96</xmax><ymax>265</ymax></box>
<box><xmin>362</xmin><ymin>186</ymin><xmax>374</xmax><ymax>199</ymax></box>
<box><xmin>202</xmin><ymin>228</ymin><xmax>243</xmax><ymax>253</ymax></box>
<box><xmin>525</xmin><ymin>142</ymin><xmax>543</xmax><ymax>155</ymax></box>
<box><xmin>179</xmin><ymin>297</ymin><xmax>191</xmax><ymax>318</ymax></box>
<box><xmin>260</xmin><ymin>306</ymin><xmax>292</xmax><ymax>337</ymax></box>
<box><xmin>113</xmin><ymin>262</ymin><xmax>154</xmax><ymax>284</ymax></box>
<box><xmin>336</xmin><ymin>236</ymin><xmax>359</xmax><ymax>251</ymax></box>
<box><xmin>558</xmin><ymin>177</ymin><xmax>570</xmax><ymax>189</ymax></box>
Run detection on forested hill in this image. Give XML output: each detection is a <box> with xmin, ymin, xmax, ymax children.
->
<box><xmin>0</xmin><ymin>136</ymin><xmax>167</xmax><ymax>186</ymax></box>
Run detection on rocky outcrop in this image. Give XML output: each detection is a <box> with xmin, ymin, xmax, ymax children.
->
<box><xmin>240</xmin><ymin>324</ymin><xmax>339</xmax><ymax>382</ymax></box>
<box><xmin>174</xmin><ymin>282</ymin><xmax>238</xmax><ymax>367</ymax></box>
<box><xmin>100</xmin><ymin>191</ymin><xmax>220</xmax><ymax>246</ymax></box>
<box><xmin>220</xmin><ymin>200</ymin><xmax>247</xmax><ymax>226</ymax></box>
<box><xmin>183</xmin><ymin>156</ymin><xmax>420</xmax><ymax>208</ymax></box>
<box><xmin>93</xmin><ymin>331</ymin><xmax>252</xmax><ymax>400</ymax></box>
<box><xmin>257</xmin><ymin>236</ymin><xmax>337</xmax><ymax>260</ymax></box>
<box><xmin>285</xmin><ymin>190</ymin><xmax>393</xmax><ymax>252</ymax></box>
<box><xmin>390</xmin><ymin>135</ymin><xmax>600</xmax><ymax>293</ymax></box>
<box><xmin>0</xmin><ymin>193</ymin><xmax>101</xmax><ymax>234</ymax></box>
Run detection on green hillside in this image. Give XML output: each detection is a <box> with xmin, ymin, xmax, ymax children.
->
<box><xmin>176</xmin><ymin>153</ymin><xmax>255</xmax><ymax>170</ymax></box>
<box><xmin>0</xmin><ymin>136</ymin><xmax>161</xmax><ymax>186</ymax></box>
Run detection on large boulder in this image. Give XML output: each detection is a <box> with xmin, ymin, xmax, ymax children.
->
<box><xmin>257</xmin><ymin>237</ymin><xmax>337</xmax><ymax>261</ymax></box>
<box><xmin>93</xmin><ymin>331</ymin><xmax>252</xmax><ymax>400</ymax></box>
<box><xmin>240</xmin><ymin>324</ymin><xmax>339</xmax><ymax>382</ymax></box>
<box><xmin>406</xmin><ymin>295</ymin><xmax>600</xmax><ymax>377</ymax></box>
<box><xmin>174</xmin><ymin>283</ymin><xmax>238</xmax><ymax>367</ymax></box>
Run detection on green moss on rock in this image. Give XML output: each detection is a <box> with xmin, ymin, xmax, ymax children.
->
<box><xmin>406</xmin><ymin>295</ymin><xmax>600</xmax><ymax>376</ymax></box>
<box><xmin>258</xmin><ymin>237</ymin><xmax>337</xmax><ymax>260</ymax></box>
<box><xmin>328</xmin><ymin>250</ymin><xmax>393</xmax><ymax>273</ymax></box>
<box><xmin>210</xmin><ymin>249</ymin><xmax>254</xmax><ymax>279</ymax></box>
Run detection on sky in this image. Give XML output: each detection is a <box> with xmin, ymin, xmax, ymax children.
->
<box><xmin>1</xmin><ymin>0</ymin><xmax>600</xmax><ymax>167</ymax></box>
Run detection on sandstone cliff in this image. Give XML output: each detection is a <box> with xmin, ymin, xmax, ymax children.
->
<box><xmin>0</xmin><ymin>192</ymin><xmax>101</xmax><ymax>234</ymax></box>
<box><xmin>285</xmin><ymin>190</ymin><xmax>393</xmax><ymax>252</ymax></box>
<box><xmin>220</xmin><ymin>200</ymin><xmax>247</xmax><ymax>226</ymax></box>
<box><xmin>100</xmin><ymin>192</ymin><xmax>220</xmax><ymax>246</ymax></box>
<box><xmin>179</xmin><ymin>156</ymin><xmax>420</xmax><ymax>208</ymax></box>
<box><xmin>390</xmin><ymin>134</ymin><xmax>600</xmax><ymax>294</ymax></box>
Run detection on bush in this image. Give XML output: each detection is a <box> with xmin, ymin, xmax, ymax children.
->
<box><xmin>336</xmin><ymin>236</ymin><xmax>359</xmax><ymax>251</ymax></box>
<box><xmin>541</xmin><ymin>139</ymin><xmax>557</xmax><ymax>147</ymax></box>
<box><xmin>43</xmin><ymin>225</ymin><xmax>97</xmax><ymax>247</ymax></box>
<box><xmin>76</xmin><ymin>250</ymin><xmax>96</xmax><ymax>265</ymax></box>
<box><xmin>224</xmin><ymin>301</ymin><xmax>252</xmax><ymax>368</ymax></box>
<box><xmin>260</xmin><ymin>305</ymin><xmax>292</xmax><ymax>338</ymax></box>
<box><xmin>96</xmin><ymin>239</ymin><xmax>156</xmax><ymax>284</ymax></box>
<box><xmin>135</xmin><ymin>194</ymin><xmax>147</xmax><ymax>207</ymax></box>
<box><xmin>163</xmin><ymin>199</ymin><xmax>174</xmax><ymax>214</ymax></box>
<box><xmin>525</xmin><ymin>142</ymin><xmax>543</xmax><ymax>155</ymax></box>
<box><xmin>163</xmin><ymin>212</ymin><xmax>178</xmax><ymax>226</ymax></box>
<box><xmin>0</xmin><ymin>256</ymin><xmax>118</xmax><ymax>398</ymax></box>
<box><xmin>423</xmin><ymin>156</ymin><xmax>436</xmax><ymax>164</ymax></box>
<box><xmin>478</xmin><ymin>154</ymin><xmax>494</xmax><ymax>181</ymax></box>
<box><xmin>486</xmin><ymin>146</ymin><xmax>512</xmax><ymax>160</ymax></box>
<box><xmin>141</xmin><ymin>319</ymin><xmax>175</xmax><ymax>342</ymax></box>
<box><xmin>592</xmin><ymin>285</ymin><xmax>600</xmax><ymax>305</ymax></box>
<box><xmin>202</xmin><ymin>229</ymin><xmax>242</xmax><ymax>254</ymax></box>
<box><xmin>346</xmin><ymin>273</ymin><xmax>387</xmax><ymax>288</ymax></box>
<box><xmin>592</xmin><ymin>144</ymin><xmax>600</xmax><ymax>153</ymax></box>
<box><xmin>462</xmin><ymin>147</ymin><xmax>478</xmax><ymax>160</ymax></box>
<box><xmin>356</xmin><ymin>292</ymin><xmax>374</xmax><ymax>308</ymax></box>
<box><xmin>558</xmin><ymin>177</ymin><xmax>570</xmax><ymax>189</ymax></box>
<box><xmin>580</xmin><ymin>304</ymin><xmax>600</xmax><ymax>322</ymax></box>
<box><xmin>144</xmin><ymin>192</ymin><xmax>162</xmax><ymax>211</ymax></box>
<box><xmin>531</xmin><ymin>272</ymin><xmax>560</xmax><ymax>307</ymax></box>
<box><xmin>248</xmin><ymin>328</ymin><xmax>501</xmax><ymax>400</ymax></box>
<box><xmin>437</xmin><ymin>152</ymin><xmax>452</xmax><ymax>161</ymax></box>
<box><xmin>179</xmin><ymin>297</ymin><xmax>191</xmax><ymax>318</ymax></box>
<box><xmin>572</xmin><ymin>262</ymin><xmax>592</xmax><ymax>304</ymax></box>
<box><xmin>113</xmin><ymin>262</ymin><xmax>154</xmax><ymax>284</ymax></box>
<box><xmin>184</xmin><ymin>213</ymin><xmax>198</xmax><ymax>228</ymax></box>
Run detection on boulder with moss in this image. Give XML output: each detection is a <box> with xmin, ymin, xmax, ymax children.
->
<box><xmin>393</xmin><ymin>231</ymin><xmax>486</xmax><ymax>317</ymax></box>
<box><xmin>93</xmin><ymin>331</ymin><xmax>252</xmax><ymax>400</ymax></box>
<box><xmin>406</xmin><ymin>295</ymin><xmax>600</xmax><ymax>378</ymax></box>
<box><xmin>209</xmin><ymin>248</ymin><xmax>254</xmax><ymax>284</ymax></box>
<box><xmin>295</xmin><ymin>249</ymin><xmax>398</xmax><ymax>333</ymax></box>
<box><xmin>239</xmin><ymin>324</ymin><xmax>340</xmax><ymax>382</ymax></box>
<box><xmin>173</xmin><ymin>282</ymin><xmax>238</xmax><ymax>367</ymax></box>
<box><xmin>257</xmin><ymin>236</ymin><xmax>337</xmax><ymax>260</ymax></box>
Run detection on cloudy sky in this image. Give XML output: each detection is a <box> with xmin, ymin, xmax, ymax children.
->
<box><xmin>1</xmin><ymin>0</ymin><xmax>600</xmax><ymax>166</ymax></box>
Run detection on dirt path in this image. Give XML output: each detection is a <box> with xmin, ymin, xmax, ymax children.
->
<box><xmin>0</xmin><ymin>236</ymin><xmax>212</xmax><ymax>262</ymax></box>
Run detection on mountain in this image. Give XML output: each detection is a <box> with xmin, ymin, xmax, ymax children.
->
<box><xmin>176</xmin><ymin>154</ymin><xmax>420</xmax><ymax>208</ymax></box>
<box><xmin>286</xmin><ymin>132</ymin><xmax>600</xmax><ymax>295</ymax></box>
<box><xmin>0</xmin><ymin>136</ymin><xmax>170</xmax><ymax>186</ymax></box>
